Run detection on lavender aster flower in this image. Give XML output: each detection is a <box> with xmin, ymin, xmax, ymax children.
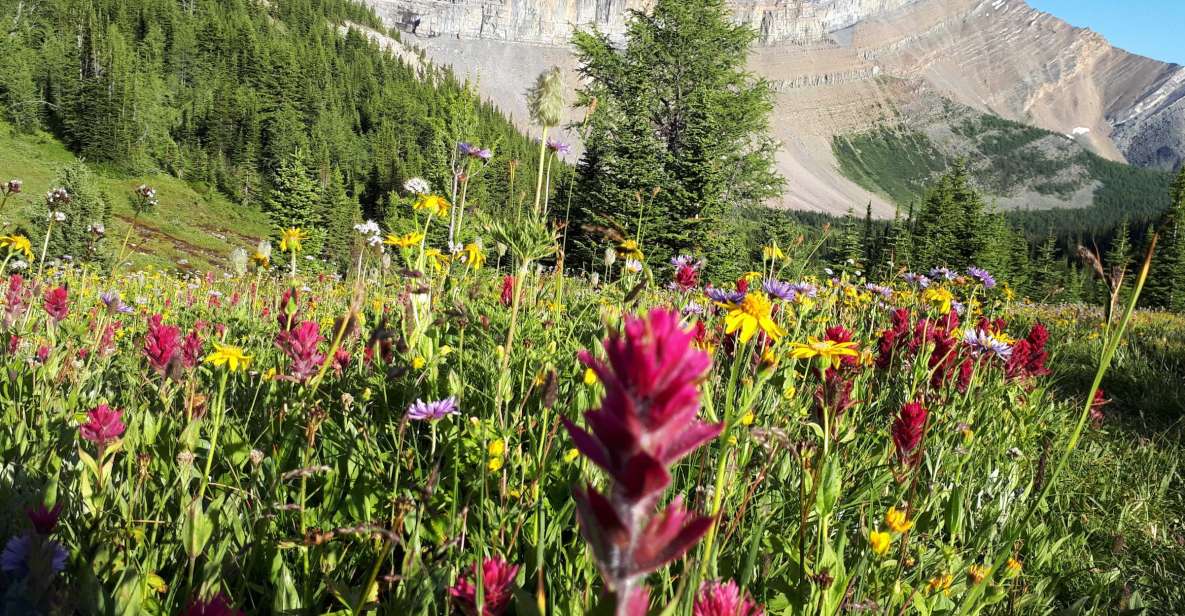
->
<box><xmin>903</xmin><ymin>273</ymin><xmax>931</xmax><ymax>289</ymax></box>
<box><xmin>705</xmin><ymin>287</ymin><xmax>746</xmax><ymax>304</ymax></box>
<box><xmin>762</xmin><ymin>279</ymin><xmax>796</xmax><ymax>301</ymax></box>
<box><xmin>865</xmin><ymin>283</ymin><xmax>894</xmax><ymax>299</ymax></box>
<box><xmin>963</xmin><ymin>329</ymin><xmax>1013</xmax><ymax>361</ymax></box>
<box><xmin>929</xmin><ymin>267</ymin><xmax>957</xmax><ymax>281</ymax></box>
<box><xmin>967</xmin><ymin>266</ymin><xmax>997</xmax><ymax>289</ymax></box>
<box><xmin>546</xmin><ymin>139</ymin><xmax>571</xmax><ymax>155</ymax></box>
<box><xmin>407</xmin><ymin>397</ymin><xmax>459</xmax><ymax>421</ymax></box>
<box><xmin>682</xmin><ymin>302</ymin><xmax>705</xmax><ymax>316</ymax></box>
<box><xmin>789</xmin><ymin>282</ymin><xmax>818</xmax><ymax>299</ymax></box>
<box><xmin>0</xmin><ymin>534</ymin><xmax>67</xmax><ymax>577</ymax></box>
<box><xmin>99</xmin><ymin>291</ymin><xmax>133</xmax><ymax>315</ymax></box>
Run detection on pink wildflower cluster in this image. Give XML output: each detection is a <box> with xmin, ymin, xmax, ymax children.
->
<box><xmin>448</xmin><ymin>556</ymin><xmax>520</xmax><ymax>616</ymax></box>
<box><xmin>144</xmin><ymin>315</ymin><xmax>202</xmax><ymax>377</ymax></box>
<box><xmin>694</xmin><ymin>580</ymin><xmax>764</xmax><ymax>616</ymax></box>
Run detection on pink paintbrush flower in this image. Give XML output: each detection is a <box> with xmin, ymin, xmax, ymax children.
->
<box><xmin>694</xmin><ymin>580</ymin><xmax>764</xmax><ymax>616</ymax></box>
<box><xmin>892</xmin><ymin>401</ymin><xmax>927</xmax><ymax>466</ymax></box>
<box><xmin>43</xmin><ymin>286</ymin><xmax>68</xmax><ymax>322</ymax></box>
<box><xmin>448</xmin><ymin>556</ymin><xmax>520</xmax><ymax>616</ymax></box>
<box><xmin>275</xmin><ymin>320</ymin><xmax>325</xmax><ymax>382</ymax></box>
<box><xmin>143</xmin><ymin>314</ymin><xmax>181</xmax><ymax>375</ymax></box>
<box><xmin>80</xmin><ymin>404</ymin><xmax>124</xmax><ymax>449</ymax></box>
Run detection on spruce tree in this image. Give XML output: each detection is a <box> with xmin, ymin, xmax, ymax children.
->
<box><xmin>1034</xmin><ymin>229</ymin><xmax>1061</xmax><ymax>300</ymax></box>
<box><xmin>267</xmin><ymin>148</ymin><xmax>321</xmax><ymax>233</ymax></box>
<box><xmin>570</xmin><ymin>0</ymin><xmax>782</xmax><ymax>273</ymax></box>
<box><xmin>322</xmin><ymin>169</ymin><xmax>361</xmax><ymax>272</ymax></box>
<box><xmin>36</xmin><ymin>162</ymin><xmax>111</xmax><ymax>265</ymax></box>
<box><xmin>1146</xmin><ymin>168</ymin><xmax>1185</xmax><ymax>310</ymax></box>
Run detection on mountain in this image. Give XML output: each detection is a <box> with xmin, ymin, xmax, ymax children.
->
<box><xmin>364</xmin><ymin>0</ymin><xmax>1185</xmax><ymax>217</ymax></box>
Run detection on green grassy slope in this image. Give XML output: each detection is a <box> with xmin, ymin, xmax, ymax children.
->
<box><xmin>0</xmin><ymin>121</ymin><xmax>271</xmax><ymax>271</ymax></box>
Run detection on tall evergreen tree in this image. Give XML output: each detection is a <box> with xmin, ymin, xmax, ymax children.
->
<box><xmin>267</xmin><ymin>148</ymin><xmax>321</xmax><ymax>245</ymax></box>
<box><xmin>322</xmin><ymin>169</ymin><xmax>361</xmax><ymax>272</ymax></box>
<box><xmin>1145</xmin><ymin>167</ymin><xmax>1185</xmax><ymax>309</ymax></box>
<box><xmin>570</xmin><ymin>0</ymin><xmax>782</xmax><ymax>274</ymax></box>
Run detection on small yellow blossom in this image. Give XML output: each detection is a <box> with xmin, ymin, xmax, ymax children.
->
<box><xmin>564</xmin><ymin>448</ymin><xmax>580</xmax><ymax>463</ymax></box>
<box><xmin>413</xmin><ymin>195</ymin><xmax>450</xmax><ymax>217</ymax></box>
<box><xmin>385</xmin><ymin>232</ymin><xmax>424</xmax><ymax>248</ymax></box>
<box><xmin>885</xmin><ymin>507</ymin><xmax>912</xmax><ymax>534</ymax></box>
<box><xmin>967</xmin><ymin>564</ymin><xmax>989</xmax><ymax>585</ymax></box>
<box><xmin>425</xmin><ymin>248</ymin><xmax>449</xmax><ymax>272</ymax></box>
<box><xmin>923</xmin><ymin>287</ymin><xmax>954</xmax><ymax>314</ymax></box>
<box><xmin>462</xmin><ymin>242</ymin><xmax>486</xmax><ymax>269</ymax></box>
<box><xmin>742</xmin><ymin>271</ymin><xmax>764</xmax><ymax>283</ymax></box>
<box><xmin>1006</xmin><ymin>557</ymin><xmax>1023</xmax><ymax>576</ymax></box>
<box><xmin>722</xmin><ymin>292</ymin><xmax>786</xmax><ymax>343</ymax></box>
<box><xmin>204</xmin><ymin>343</ymin><xmax>252</xmax><ymax>372</ymax></box>
<box><xmin>488</xmin><ymin>439</ymin><xmax>506</xmax><ymax>458</ymax></box>
<box><xmin>739</xmin><ymin>411</ymin><xmax>755</xmax><ymax>426</ymax></box>
<box><xmin>788</xmin><ymin>337</ymin><xmax>860</xmax><ymax>368</ymax></box>
<box><xmin>583</xmin><ymin>367</ymin><xmax>598</xmax><ymax>386</ymax></box>
<box><xmin>615</xmin><ymin>239</ymin><xmax>644</xmax><ymax>261</ymax></box>
<box><xmin>927</xmin><ymin>573</ymin><xmax>953</xmax><ymax>595</ymax></box>
<box><xmin>412</xmin><ymin>356</ymin><xmax>426</xmax><ymax>370</ymax></box>
<box><xmin>869</xmin><ymin>531</ymin><xmax>892</xmax><ymax>556</ymax></box>
<box><xmin>487</xmin><ymin>456</ymin><xmax>504</xmax><ymax>472</ymax></box>
<box><xmin>0</xmin><ymin>234</ymin><xmax>33</xmax><ymax>260</ymax></box>
<box><xmin>279</xmin><ymin>228</ymin><xmax>308</xmax><ymax>253</ymax></box>
<box><xmin>762</xmin><ymin>243</ymin><xmax>785</xmax><ymax>261</ymax></box>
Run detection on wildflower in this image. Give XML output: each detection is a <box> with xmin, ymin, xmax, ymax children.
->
<box><xmin>762</xmin><ymin>243</ymin><xmax>785</xmax><ymax>261</ymax></box>
<box><xmin>3</xmin><ymin>179</ymin><xmax>21</xmax><ymax>195</ymax></box>
<box><xmin>1089</xmin><ymin>389</ymin><xmax>1110</xmax><ymax>427</ymax></box>
<box><xmin>927</xmin><ymin>573</ymin><xmax>953</xmax><ymax>594</ymax></box>
<box><xmin>354</xmin><ymin>220</ymin><xmax>381</xmax><ymax>236</ymax></box>
<box><xmin>183</xmin><ymin>593</ymin><xmax>245</xmax><ymax>616</ymax></box>
<box><xmin>0</xmin><ymin>234</ymin><xmax>33</xmax><ymax>260</ymax></box>
<box><xmin>546</xmin><ymin>139</ymin><xmax>571</xmax><ymax>155</ymax></box>
<box><xmin>963</xmin><ymin>328</ymin><xmax>1012</xmax><ymax>361</ymax></box>
<box><xmin>967</xmin><ymin>564</ymin><xmax>989</xmax><ymax>585</ymax></box>
<box><xmin>967</xmin><ymin>266</ymin><xmax>997</xmax><ymax>289</ymax></box>
<box><xmin>922</xmin><ymin>287</ymin><xmax>954</xmax><ymax>314</ymax></box>
<box><xmin>762</xmin><ymin>279</ymin><xmax>796</xmax><ymax>301</ymax></box>
<box><xmin>563</xmin><ymin>309</ymin><xmax>721</xmax><ymax>603</ymax></box>
<box><xmin>458</xmin><ymin>142</ymin><xmax>493</xmax><ymax>161</ymax></box>
<box><xmin>0</xmin><ymin>534</ymin><xmax>68</xmax><ymax>578</ymax></box>
<box><xmin>26</xmin><ymin>502</ymin><xmax>62</xmax><ymax>535</ymax></box>
<box><xmin>902</xmin><ymin>272</ymin><xmax>931</xmax><ymax>288</ymax></box>
<box><xmin>487</xmin><ymin>456</ymin><xmax>504</xmax><ymax>472</ymax></box>
<box><xmin>448</xmin><ymin>556</ymin><xmax>520</xmax><ymax>616</ymax></box>
<box><xmin>81</xmin><ymin>404</ymin><xmax>125</xmax><ymax>449</ymax></box>
<box><xmin>1006</xmin><ymin>557</ymin><xmax>1023</xmax><ymax>576</ymax></box>
<box><xmin>500</xmin><ymin>276</ymin><xmax>515</xmax><ymax>307</ymax></box>
<box><xmin>583</xmin><ymin>367</ymin><xmax>598</xmax><ymax>386</ymax></box>
<box><xmin>789</xmin><ymin>337</ymin><xmax>859</xmax><ymax>368</ymax></box>
<box><xmin>144</xmin><ymin>314</ymin><xmax>181</xmax><ymax>375</ymax></box>
<box><xmin>99</xmin><ymin>291</ymin><xmax>133</xmax><ymax>315</ymax></box>
<box><xmin>705</xmin><ymin>286</ymin><xmax>745</xmax><ymax>304</ymax></box>
<box><xmin>462</xmin><ymin>241</ymin><xmax>486</xmax><ymax>268</ymax></box>
<box><xmin>615</xmin><ymin>239</ymin><xmax>644</xmax><ymax>261</ymax></box>
<box><xmin>403</xmin><ymin>177</ymin><xmax>431</xmax><ymax>195</ymax></box>
<box><xmin>790</xmin><ymin>282</ymin><xmax>818</xmax><ymax>299</ymax></box>
<box><xmin>694</xmin><ymin>580</ymin><xmax>764</xmax><ymax>616</ymax></box>
<box><xmin>425</xmin><ymin>248</ymin><xmax>449</xmax><ymax>272</ymax></box>
<box><xmin>385</xmin><ymin>231</ymin><xmax>424</xmax><ymax>249</ymax></box>
<box><xmin>205</xmin><ymin>343</ymin><xmax>251</xmax><ymax>372</ymax></box>
<box><xmin>884</xmin><ymin>507</ymin><xmax>912</xmax><ymax>533</ymax></box>
<box><xmin>413</xmin><ymin>194</ymin><xmax>450</xmax><ymax>217</ymax></box>
<box><xmin>279</xmin><ymin>228</ymin><xmax>307</xmax><ymax>253</ymax></box>
<box><xmin>407</xmin><ymin>397</ymin><xmax>459</xmax><ymax>421</ymax></box>
<box><xmin>891</xmin><ymin>401</ymin><xmax>927</xmax><ymax>465</ymax></box>
<box><xmin>624</xmin><ymin>259</ymin><xmax>643</xmax><ymax>274</ymax></box>
<box><xmin>43</xmin><ymin>286</ymin><xmax>69</xmax><ymax>322</ymax></box>
<box><xmin>723</xmin><ymin>292</ymin><xmax>786</xmax><ymax>343</ymax></box>
<box><xmin>45</xmin><ymin>188</ymin><xmax>70</xmax><ymax>206</ymax></box>
<box><xmin>670</xmin><ymin>255</ymin><xmax>703</xmax><ymax>292</ymax></box>
<box><xmin>868</xmin><ymin>530</ymin><xmax>891</xmax><ymax>556</ymax></box>
<box><xmin>929</xmin><ymin>267</ymin><xmax>957</xmax><ymax>281</ymax></box>
<box><xmin>564</xmin><ymin>448</ymin><xmax>581</xmax><ymax>462</ymax></box>
<box><xmin>275</xmin><ymin>321</ymin><xmax>325</xmax><ymax>382</ymax></box>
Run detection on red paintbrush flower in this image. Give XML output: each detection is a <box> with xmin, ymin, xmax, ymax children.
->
<box><xmin>694</xmin><ymin>580</ymin><xmax>764</xmax><ymax>616</ymax></box>
<box><xmin>563</xmin><ymin>308</ymin><xmax>721</xmax><ymax>606</ymax></box>
<box><xmin>43</xmin><ymin>286</ymin><xmax>68</xmax><ymax>322</ymax></box>
<box><xmin>143</xmin><ymin>314</ymin><xmax>181</xmax><ymax>375</ymax></box>
<box><xmin>3</xmin><ymin>275</ymin><xmax>27</xmax><ymax>327</ymax></box>
<box><xmin>80</xmin><ymin>404</ymin><xmax>125</xmax><ymax>450</ymax></box>
<box><xmin>448</xmin><ymin>556</ymin><xmax>520</xmax><ymax>616</ymax></box>
<box><xmin>1090</xmin><ymin>389</ymin><xmax>1110</xmax><ymax>427</ymax></box>
<box><xmin>26</xmin><ymin>501</ymin><xmax>62</xmax><ymax>535</ymax></box>
<box><xmin>891</xmin><ymin>401</ymin><xmax>927</xmax><ymax>466</ymax></box>
<box><xmin>500</xmin><ymin>275</ymin><xmax>515</xmax><ymax>308</ymax></box>
<box><xmin>181</xmin><ymin>330</ymin><xmax>203</xmax><ymax>369</ymax></box>
<box><xmin>275</xmin><ymin>320</ymin><xmax>325</xmax><ymax>382</ymax></box>
<box><xmin>183</xmin><ymin>593</ymin><xmax>244</xmax><ymax>616</ymax></box>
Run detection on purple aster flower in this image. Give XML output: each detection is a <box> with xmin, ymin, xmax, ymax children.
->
<box><xmin>705</xmin><ymin>287</ymin><xmax>746</xmax><ymax>304</ymax></box>
<box><xmin>929</xmin><ymin>267</ymin><xmax>957</xmax><ymax>281</ymax></box>
<box><xmin>682</xmin><ymin>302</ymin><xmax>705</xmax><ymax>316</ymax></box>
<box><xmin>458</xmin><ymin>142</ymin><xmax>478</xmax><ymax>157</ymax></box>
<box><xmin>865</xmin><ymin>283</ymin><xmax>894</xmax><ymax>299</ymax></box>
<box><xmin>99</xmin><ymin>291</ymin><xmax>134</xmax><ymax>315</ymax></box>
<box><xmin>967</xmin><ymin>266</ymin><xmax>997</xmax><ymax>289</ymax></box>
<box><xmin>789</xmin><ymin>282</ymin><xmax>818</xmax><ymax>299</ymax></box>
<box><xmin>670</xmin><ymin>255</ymin><xmax>703</xmax><ymax>269</ymax></box>
<box><xmin>407</xmin><ymin>397</ymin><xmax>459</xmax><ymax>421</ymax></box>
<box><xmin>1</xmin><ymin>534</ymin><xmax>68</xmax><ymax>578</ymax></box>
<box><xmin>546</xmin><ymin>139</ymin><xmax>571</xmax><ymax>155</ymax></box>
<box><xmin>762</xmin><ymin>279</ymin><xmax>796</xmax><ymax>301</ymax></box>
<box><xmin>963</xmin><ymin>329</ymin><xmax>1013</xmax><ymax>361</ymax></box>
<box><xmin>903</xmin><ymin>273</ymin><xmax>931</xmax><ymax>289</ymax></box>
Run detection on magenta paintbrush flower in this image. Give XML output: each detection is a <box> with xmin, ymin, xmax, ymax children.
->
<box><xmin>80</xmin><ymin>404</ymin><xmax>124</xmax><ymax>449</ymax></box>
<box><xmin>183</xmin><ymin>593</ymin><xmax>245</xmax><ymax>616</ymax></box>
<box><xmin>448</xmin><ymin>556</ymin><xmax>520</xmax><ymax>616</ymax></box>
<box><xmin>26</xmin><ymin>502</ymin><xmax>62</xmax><ymax>535</ymax></box>
<box><xmin>275</xmin><ymin>320</ymin><xmax>325</xmax><ymax>382</ymax></box>
<box><xmin>563</xmin><ymin>308</ymin><xmax>721</xmax><ymax>611</ymax></box>
<box><xmin>694</xmin><ymin>580</ymin><xmax>764</xmax><ymax>616</ymax></box>
<box><xmin>892</xmin><ymin>401</ymin><xmax>927</xmax><ymax>466</ymax></box>
<box><xmin>144</xmin><ymin>314</ymin><xmax>181</xmax><ymax>375</ymax></box>
<box><xmin>43</xmin><ymin>286</ymin><xmax>68</xmax><ymax>322</ymax></box>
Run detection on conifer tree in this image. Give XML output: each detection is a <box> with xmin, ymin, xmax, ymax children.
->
<box><xmin>1145</xmin><ymin>167</ymin><xmax>1185</xmax><ymax>309</ymax></box>
<box><xmin>267</xmin><ymin>148</ymin><xmax>322</xmax><ymax>253</ymax></box>
<box><xmin>1034</xmin><ymin>229</ymin><xmax>1062</xmax><ymax>300</ymax></box>
<box><xmin>878</xmin><ymin>206</ymin><xmax>911</xmax><ymax>278</ymax></box>
<box><xmin>322</xmin><ymin>169</ymin><xmax>361</xmax><ymax>272</ymax></box>
<box><xmin>570</xmin><ymin>0</ymin><xmax>782</xmax><ymax>273</ymax></box>
<box><xmin>36</xmin><ymin>162</ymin><xmax>111</xmax><ymax>265</ymax></box>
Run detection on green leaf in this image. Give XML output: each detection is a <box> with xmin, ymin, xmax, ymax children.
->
<box><xmin>815</xmin><ymin>455</ymin><xmax>841</xmax><ymax>517</ymax></box>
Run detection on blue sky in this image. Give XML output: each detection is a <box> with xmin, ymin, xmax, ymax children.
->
<box><xmin>1028</xmin><ymin>1</ymin><xmax>1185</xmax><ymax>65</ymax></box>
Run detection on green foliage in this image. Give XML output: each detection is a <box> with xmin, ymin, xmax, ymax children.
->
<box><xmin>1144</xmin><ymin>168</ymin><xmax>1185</xmax><ymax>309</ymax></box>
<box><xmin>569</xmin><ymin>0</ymin><xmax>782</xmax><ymax>275</ymax></box>
<box><xmin>833</xmin><ymin>126</ymin><xmax>947</xmax><ymax>205</ymax></box>
<box><xmin>34</xmin><ymin>162</ymin><xmax>111</xmax><ymax>264</ymax></box>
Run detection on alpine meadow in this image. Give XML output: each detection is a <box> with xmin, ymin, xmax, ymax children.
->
<box><xmin>1</xmin><ymin>0</ymin><xmax>1184</xmax><ymax>615</ymax></box>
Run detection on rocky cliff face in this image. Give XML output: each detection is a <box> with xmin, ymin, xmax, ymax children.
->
<box><xmin>363</xmin><ymin>0</ymin><xmax>1185</xmax><ymax>215</ymax></box>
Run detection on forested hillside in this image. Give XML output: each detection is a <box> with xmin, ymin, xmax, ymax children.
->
<box><xmin>0</xmin><ymin>0</ymin><xmax>551</xmax><ymax>252</ymax></box>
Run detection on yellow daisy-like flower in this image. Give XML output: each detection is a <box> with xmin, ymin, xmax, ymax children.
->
<box><xmin>788</xmin><ymin>337</ymin><xmax>860</xmax><ymax>368</ymax></box>
<box><xmin>487</xmin><ymin>438</ymin><xmax>506</xmax><ymax>458</ymax></box>
<box><xmin>413</xmin><ymin>195</ymin><xmax>450</xmax><ymax>217</ymax></box>
<box><xmin>425</xmin><ymin>248</ymin><xmax>449</xmax><ymax>272</ymax></box>
<box><xmin>615</xmin><ymin>239</ymin><xmax>644</xmax><ymax>261</ymax></box>
<box><xmin>885</xmin><ymin>507</ymin><xmax>912</xmax><ymax>534</ymax></box>
<box><xmin>869</xmin><ymin>530</ymin><xmax>892</xmax><ymax>556</ymax></box>
<box><xmin>927</xmin><ymin>573</ymin><xmax>953</xmax><ymax>595</ymax></box>
<box><xmin>967</xmin><ymin>564</ymin><xmax>989</xmax><ymax>585</ymax></box>
<box><xmin>1006</xmin><ymin>557</ymin><xmax>1023</xmax><ymax>576</ymax></box>
<box><xmin>563</xmin><ymin>448</ymin><xmax>580</xmax><ymax>463</ymax></box>
<box><xmin>487</xmin><ymin>456</ymin><xmax>504</xmax><ymax>473</ymax></box>
<box><xmin>279</xmin><ymin>228</ymin><xmax>308</xmax><ymax>253</ymax></box>
<box><xmin>0</xmin><ymin>234</ymin><xmax>33</xmax><ymax>260</ymax></box>
<box><xmin>251</xmin><ymin>251</ymin><xmax>270</xmax><ymax>268</ymax></box>
<box><xmin>722</xmin><ymin>292</ymin><xmax>786</xmax><ymax>343</ymax></box>
<box><xmin>762</xmin><ymin>243</ymin><xmax>785</xmax><ymax>261</ymax></box>
<box><xmin>923</xmin><ymin>287</ymin><xmax>954</xmax><ymax>314</ymax></box>
<box><xmin>204</xmin><ymin>343</ymin><xmax>252</xmax><ymax>372</ymax></box>
<box><xmin>385</xmin><ymin>232</ymin><xmax>424</xmax><ymax>248</ymax></box>
<box><xmin>462</xmin><ymin>242</ymin><xmax>486</xmax><ymax>269</ymax></box>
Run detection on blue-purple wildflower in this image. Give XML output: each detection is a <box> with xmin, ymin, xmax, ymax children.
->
<box><xmin>546</xmin><ymin>139</ymin><xmax>571</xmax><ymax>155</ymax></box>
<box><xmin>705</xmin><ymin>287</ymin><xmax>746</xmax><ymax>304</ymax></box>
<box><xmin>929</xmin><ymin>267</ymin><xmax>958</xmax><ymax>282</ymax></box>
<box><xmin>0</xmin><ymin>534</ymin><xmax>67</xmax><ymax>578</ymax></box>
<box><xmin>99</xmin><ymin>291</ymin><xmax>134</xmax><ymax>315</ymax></box>
<box><xmin>865</xmin><ymin>283</ymin><xmax>894</xmax><ymax>299</ymax></box>
<box><xmin>963</xmin><ymin>329</ymin><xmax>1013</xmax><ymax>361</ymax></box>
<box><xmin>903</xmin><ymin>273</ymin><xmax>932</xmax><ymax>289</ymax></box>
<box><xmin>407</xmin><ymin>397</ymin><xmax>460</xmax><ymax>421</ymax></box>
<box><xmin>967</xmin><ymin>266</ymin><xmax>997</xmax><ymax>289</ymax></box>
<box><xmin>762</xmin><ymin>279</ymin><xmax>796</xmax><ymax>301</ymax></box>
<box><xmin>789</xmin><ymin>282</ymin><xmax>818</xmax><ymax>299</ymax></box>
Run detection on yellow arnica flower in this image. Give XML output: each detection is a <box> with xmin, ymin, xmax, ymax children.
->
<box><xmin>204</xmin><ymin>343</ymin><xmax>252</xmax><ymax>372</ymax></box>
<box><xmin>425</xmin><ymin>248</ymin><xmax>449</xmax><ymax>272</ymax></box>
<box><xmin>967</xmin><ymin>564</ymin><xmax>989</xmax><ymax>585</ymax></box>
<box><xmin>279</xmin><ymin>228</ymin><xmax>308</xmax><ymax>253</ymax></box>
<box><xmin>0</xmin><ymin>234</ymin><xmax>33</xmax><ymax>260</ymax></box>
<box><xmin>885</xmin><ymin>507</ymin><xmax>912</xmax><ymax>534</ymax></box>
<box><xmin>385</xmin><ymin>232</ymin><xmax>424</xmax><ymax>248</ymax></box>
<box><xmin>487</xmin><ymin>438</ymin><xmax>506</xmax><ymax>457</ymax></box>
<box><xmin>463</xmin><ymin>242</ymin><xmax>485</xmax><ymax>268</ymax></box>
<box><xmin>564</xmin><ymin>448</ymin><xmax>580</xmax><ymax>463</ymax></box>
<box><xmin>413</xmin><ymin>195</ymin><xmax>450</xmax><ymax>217</ymax></box>
<box><xmin>615</xmin><ymin>239</ymin><xmax>644</xmax><ymax>261</ymax></box>
<box><xmin>583</xmin><ymin>367</ymin><xmax>598</xmax><ymax>386</ymax></box>
<box><xmin>788</xmin><ymin>337</ymin><xmax>860</xmax><ymax>368</ymax></box>
<box><xmin>762</xmin><ymin>243</ymin><xmax>785</xmax><ymax>261</ymax></box>
<box><xmin>927</xmin><ymin>573</ymin><xmax>953</xmax><ymax>595</ymax></box>
<box><xmin>869</xmin><ymin>530</ymin><xmax>892</xmax><ymax>556</ymax></box>
<box><xmin>487</xmin><ymin>456</ymin><xmax>504</xmax><ymax>473</ymax></box>
<box><xmin>723</xmin><ymin>292</ymin><xmax>786</xmax><ymax>343</ymax></box>
<box><xmin>1006</xmin><ymin>557</ymin><xmax>1023</xmax><ymax>576</ymax></box>
<box><xmin>923</xmin><ymin>287</ymin><xmax>954</xmax><ymax>314</ymax></box>
<box><xmin>251</xmin><ymin>251</ymin><xmax>270</xmax><ymax>268</ymax></box>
